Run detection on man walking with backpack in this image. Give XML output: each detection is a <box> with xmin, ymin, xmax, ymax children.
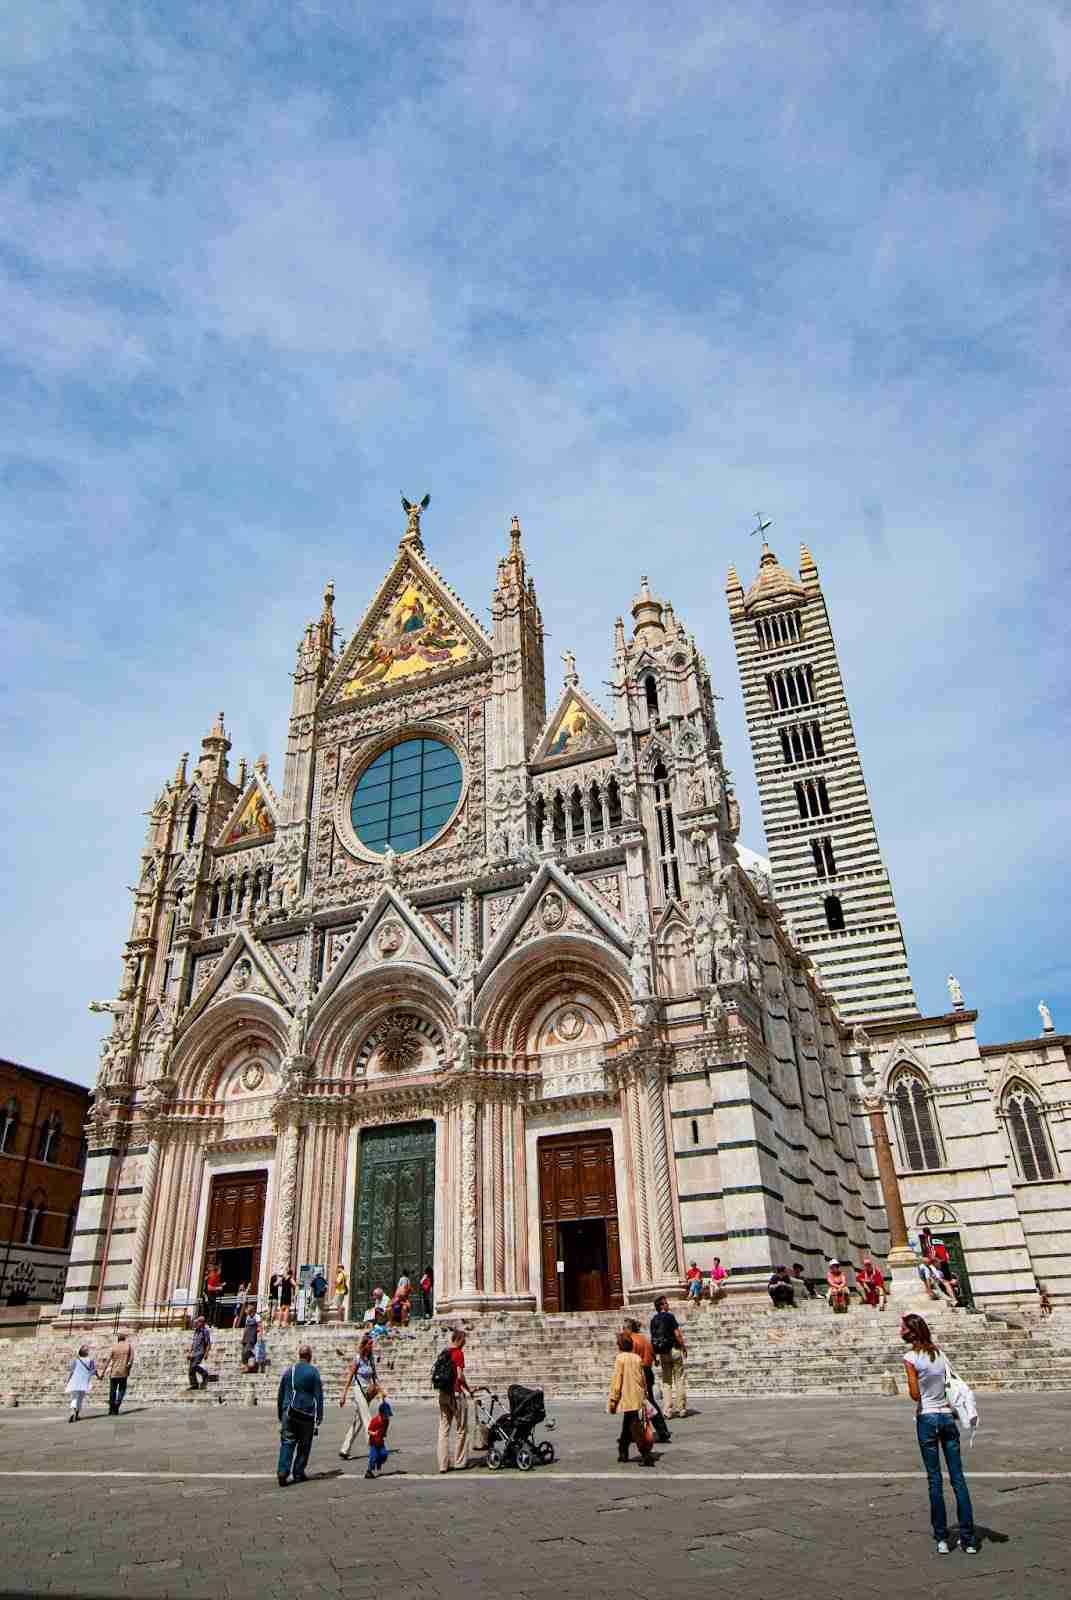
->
<box><xmin>650</xmin><ymin>1296</ymin><xmax>688</xmax><ymax>1420</ymax></box>
<box><xmin>277</xmin><ymin>1342</ymin><xmax>324</xmax><ymax>1487</ymax></box>
<box><xmin>432</xmin><ymin>1327</ymin><xmax>473</xmax><ymax>1473</ymax></box>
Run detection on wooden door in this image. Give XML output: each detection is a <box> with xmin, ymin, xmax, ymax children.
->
<box><xmin>205</xmin><ymin>1171</ymin><xmax>267</xmax><ymax>1286</ymax></box>
<box><xmin>538</xmin><ymin>1131</ymin><xmax>623</xmax><ymax>1311</ymax></box>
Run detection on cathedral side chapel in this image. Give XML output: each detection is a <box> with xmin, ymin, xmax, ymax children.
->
<box><xmin>64</xmin><ymin>503</ymin><xmax>1070</xmax><ymax>1320</ymax></box>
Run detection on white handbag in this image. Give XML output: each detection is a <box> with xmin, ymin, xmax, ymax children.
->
<box><xmin>944</xmin><ymin>1360</ymin><xmax>979</xmax><ymax>1444</ymax></box>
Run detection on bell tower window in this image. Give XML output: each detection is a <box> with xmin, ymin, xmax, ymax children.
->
<box><xmin>653</xmin><ymin>761</ymin><xmax>681</xmax><ymax>901</ymax></box>
<box><xmin>644</xmin><ymin>675</ymin><xmax>660</xmax><ymax>716</ymax></box>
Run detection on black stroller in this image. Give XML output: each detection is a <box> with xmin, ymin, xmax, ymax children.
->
<box><xmin>475</xmin><ymin>1384</ymin><xmax>555</xmax><ymax>1470</ymax></box>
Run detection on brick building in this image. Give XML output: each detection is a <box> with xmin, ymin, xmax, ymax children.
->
<box><xmin>0</xmin><ymin>1060</ymin><xmax>90</xmax><ymax>1305</ymax></box>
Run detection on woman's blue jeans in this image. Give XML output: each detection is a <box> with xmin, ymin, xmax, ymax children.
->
<box><xmin>916</xmin><ymin>1412</ymin><xmax>974</xmax><ymax>1543</ymax></box>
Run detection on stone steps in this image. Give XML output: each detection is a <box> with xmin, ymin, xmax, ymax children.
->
<box><xmin>6</xmin><ymin>1303</ymin><xmax>1070</xmax><ymax>1407</ymax></box>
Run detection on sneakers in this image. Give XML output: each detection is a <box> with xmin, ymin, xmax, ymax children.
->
<box><xmin>936</xmin><ymin>1540</ymin><xmax>950</xmax><ymax>1555</ymax></box>
<box><xmin>963</xmin><ymin>1543</ymin><xmax>980</xmax><ymax>1555</ymax></box>
<box><xmin>364</xmin><ymin>1469</ymin><xmax>376</xmax><ymax>1479</ymax></box>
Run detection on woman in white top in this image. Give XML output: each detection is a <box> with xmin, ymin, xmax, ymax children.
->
<box><xmin>64</xmin><ymin>1344</ymin><xmax>97</xmax><ymax>1421</ymax></box>
<box><xmin>901</xmin><ymin>1313</ymin><xmax>977</xmax><ymax>1555</ymax></box>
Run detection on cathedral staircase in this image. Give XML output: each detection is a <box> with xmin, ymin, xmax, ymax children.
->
<box><xmin>4</xmin><ymin>1300</ymin><xmax>1071</xmax><ymax>1408</ymax></box>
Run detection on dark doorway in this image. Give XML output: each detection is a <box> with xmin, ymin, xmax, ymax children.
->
<box><xmin>560</xmin><ymin>1218</ymin><xmax>610</xmax><ymax>1311</ymax></box>
<box><xmin>353</xmin><ymin>1122</ymin><xmax>435</xmax><ymax>1313</ymax></box>
<box><xmin>204</xmin><ymin>1170</ymin><xmax>267</xmax><ymax>1297</ymax></box>
<box><xmin>931</xmin><ymin>1230</ymin><xmax>975</xmax><ymax>1308</ymax></box>
<box><xmin>538</xmin><ymin>1129</ymin><xmax>623</xmax><ymax>1312</ymax></box>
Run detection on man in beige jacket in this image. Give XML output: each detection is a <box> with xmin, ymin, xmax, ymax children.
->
<box><xmin>100</xmin><ymin>1330</ymin><xmax>135</xmax><ymax>1415</ymax></box>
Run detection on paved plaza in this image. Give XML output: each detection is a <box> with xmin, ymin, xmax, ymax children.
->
<box><xmin>1</xmin><ymin>1392</ymin><xmax>1069</xmax><ymax>1599</ymax></box>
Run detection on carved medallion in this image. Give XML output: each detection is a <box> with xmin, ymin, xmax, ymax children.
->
<box><xmin>539</xmin><ymin>892</ymin><xmax>566</xmax><ymax>931</ymax></box>
<box><xmin>241</xmin><ymin>1062</ymin><xmax>265</xmax><ymax>1092</ymax></box>
<box><xmin>556</xmin><ymin>1006</ymin><xmax>585</xmax><ymax>1041</ymax></box>
<box><xmin>376</xmin><ymin>1016</ymin><xmax>423</xmax><ymax>1072</ymax></box>
<box><xmin>231</xmin><ymin>958</ymin><xmax>253</xmax><ymax>991</ymax></box>
<box><xmin>376</xmin><ymin>921</ymin><xmax>406</xmax><ymax>959</ymax></box>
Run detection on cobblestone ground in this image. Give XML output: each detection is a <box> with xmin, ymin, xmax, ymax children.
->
<box><xmin>1</xmin><ymin>1393</ymin><xmax>1069</xmax><ymax>1598</ymax></box>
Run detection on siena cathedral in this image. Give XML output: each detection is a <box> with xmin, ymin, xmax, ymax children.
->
<box><xmin>66</xmin><ymin>503</ymin><xmax>1070</xmax><ymax>1320</ymax></box>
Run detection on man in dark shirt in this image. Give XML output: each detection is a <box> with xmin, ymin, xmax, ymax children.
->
<box><xmin>187</xmin><ymin>1317</ymin><xmax>211</xmax><ymax>1390</ymax></box>
<box><xmin>277</xmin><ymin>1342</ymin><xmax>325</xmax><ymax>1486</ymax></box>
<box><xmin>650</xmin><ymin>1296</ymin><xmax>688</xmax><ymax>1420</ymax></box>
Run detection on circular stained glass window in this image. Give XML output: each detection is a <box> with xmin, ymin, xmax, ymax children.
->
<box><xmin>350</xmin><ymin>737</ymin><xmax>463</xmax><ymax>856</ymax></box>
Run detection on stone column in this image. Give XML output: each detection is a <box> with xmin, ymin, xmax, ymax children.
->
<box><xmin>125</xmin><ymin>1129</ymin><xmax>163</xmax><ymax>1313</ymax></box>
<box><xmin>865</xmin><ymin>1091</ymin><xmax>916</xmax><ymax>1268</ymax></box>
<box><xmin>273</xmin><ymin>1120</ymin><xmax>301</xmax><ymax>1273</ymax></box>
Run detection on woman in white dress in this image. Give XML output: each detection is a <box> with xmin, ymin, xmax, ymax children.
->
<box><xmin>65</xmin><ymin>1344</ymin><xmax>97</xmax><ymax>1421</ymax></box>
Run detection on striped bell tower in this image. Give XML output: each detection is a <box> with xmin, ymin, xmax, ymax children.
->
<box><xmin>726</xmin><ymin>538</ymin><xmax>918</xmax><ymax>1022</ymax></box>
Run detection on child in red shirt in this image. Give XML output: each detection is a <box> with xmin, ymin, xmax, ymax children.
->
<box><xmin>365</xmin><ymin>1400</ymin><xmax>392</xmax><ymax>1479</ymax></box>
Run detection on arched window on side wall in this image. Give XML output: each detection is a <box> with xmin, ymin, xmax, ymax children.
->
<box><xmin>36</xmin><ymin>1113</ymin><xmax>61</xmax><ymax>1163</ymax></box>
<box><xmin>1004</xmin><ymin>1085</ymin><xmax>1057</xmax><ymax>1182</ymax></box>
<box><xmin>0</xmin><ymin>1096</ymin><xmax>18</xmax><ymax>1154</ymax></box>
<box><xmin>644</xmin><ymin>675</ymin><xmax>659</xmax><ymax>716</ymax></box>
<box><xmin>892</xmin><ymin>1070</ymin><xmax>943</xmax><ymax>1171</ymax></box>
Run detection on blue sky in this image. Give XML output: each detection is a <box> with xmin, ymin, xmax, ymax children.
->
<box><xmin>1</xmin><ymin>2</ymin><xmax>1067</xmax><ymax>1085</ymax></box>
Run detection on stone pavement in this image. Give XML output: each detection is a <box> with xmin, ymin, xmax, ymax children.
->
<box><xmin>1</xmin><ymin>1394</ymin><xmax>1069</xmax><ymax>1599</ymax></box>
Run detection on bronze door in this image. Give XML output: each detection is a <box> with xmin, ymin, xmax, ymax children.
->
<box><xmin>538</xmin><ymin>1130</ymin><xmax>623</xmax><ymax>1311</ymax></box>
<box><xmin>353</xmin><ymin>1122</ymin><xmax>435</xmax><ymax>1312</ymax></box>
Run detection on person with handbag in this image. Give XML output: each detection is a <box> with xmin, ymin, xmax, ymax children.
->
<box><xmin>608</xmin><ymin>1330</ymin><xmax>655</xmax><ymax>1466</ymax></box>
<box><xmin>624</xmin><ymin>1319</ymin><xmax>670</xmax><ymax>1443</ymax></box>
<box><xmin>338</xmin><ymin>1333</ymin><xmax>379</xmax><ymax>1460</ymax></box>
<box><xmin>901</xmin><ymin>1313</ymin><xmax>978</xmax><ymax>1554</ymax></box>
<box><xmin>277</xmin><ymin>1342</ymin><xmax>324</xmax><ymax>1487</ymax></box>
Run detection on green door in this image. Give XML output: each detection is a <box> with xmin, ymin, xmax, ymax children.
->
<box><xmin>932</xmin><ymin>1230</ymin><xmax>975</xmax><ymax>1308</ymax></box>
<box><xmin>353</xmin><ymin>1122</ymin><xmax>435</xmax><ymax>1311</ymax></box>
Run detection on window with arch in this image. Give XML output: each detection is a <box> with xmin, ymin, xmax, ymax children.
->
<box><xmin>22</xmin><ymin>1191</ymin><xmax>46</xmax><ymax>1245</ymax></box>
<box><xmin>644</xmin><ymin>674</ymin><xmax>660</xmax><ymax>716</ymax></box>
<box><xmin>0</xmin><ymin>1095</ymin><xmax>18</xmax><ymax>1154</ymax></box>
<box><xmin>185</xmin><ymin>801</ymin><xmax>198</xmax><ymax>846</ymax></box>
<box><xmin>652</xmin><ymin>761</ymin><xmax>681</xmax><ymax>900</ymax></box>
<box><xmin>36</xmin><ymin>1113</ymin><xmax>61</xmax><ymax>1164</ymax></box>
<box><xmin>1004</xmin><ymin>1085</ymin><xmax>1056</xmax><ymax>1182</ymax></box>
<box><xmin>892</xmin><ymin>1070</ymin><xmax>943</xmax><ymax>1171</ymax></box>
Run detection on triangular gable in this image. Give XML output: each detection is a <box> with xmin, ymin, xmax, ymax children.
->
<box><xmin>178</xmin><ymin>927</ymin><xmax>296</xmax><ymax>1034</ymax></box>
<box><xmin>216</xmin><ymin>772</ymin><xmax>277</xmax><ymax>848</ymax></box>
<box><xmin>315</xmin><ymin>885</ymin><xmax>455</xmax><ymax>1007</ymax></box>
<box><xmin>530</xmin><ymin>684</ymin><xmax>615</xmax><ymax>767</ymax></box>
<box><xmin>874</xmin><ymin>1035</ymin><xmax>931</xmax><ymax>1090</ymax></box>
<box><xmin>476</xmin><ymin>859</ymin><xmax>629</xmax><ymax>986</ymax></box>
<box><xmin>321</xmin><ymin>546</ymin><xmax>491</xmax><ymax>709</ymax></box>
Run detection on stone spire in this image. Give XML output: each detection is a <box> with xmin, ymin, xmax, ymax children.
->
<box><xmin>198</xmin><ymin>711</ymin><xmax>231</xmax><ymax>783</ymax></box>
<box><xmin>742</xmin><ymin>543</ymin><xmax>806</xmax><ymax>611</ymax></box>
<box><xmin>313</xmin><ymin>580</ymin><xmax>337</xmax><ymax>690</ymax></box>
<box><xmin>631</xmin><ymin>575</ymin><xmax>665</xmax><ymax>644</ymax></box>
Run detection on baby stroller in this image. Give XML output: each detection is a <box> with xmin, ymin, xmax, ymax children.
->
<box><xmin>474</xmin><ymin>1385</ymin><xmax>555</xmax><ymax>1470</ymax></box>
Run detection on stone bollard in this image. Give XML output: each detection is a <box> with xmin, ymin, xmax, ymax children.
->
<box><xmin>243</xmin><ymin>1386</ymin><xmax>258</xmax><ymax>1406</ymax></box>
<box><xmin>1</xmin><ymin>1394</ymin><xmax>18</xmax><ymax>1407</ymax></box>
<box><xmin>880</xmin><ymin>1371</ymin><xmax>899</xmax><ymax>1396</ymax></box>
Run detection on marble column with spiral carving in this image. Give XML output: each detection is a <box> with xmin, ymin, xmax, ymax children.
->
<box><xmin>645</xmin><ymin>1068</ymin><xmax>682</xmax><ymax>1281</ymax></box>
<box><xmin>459</xmin><ymin>1099</ymin><xmax>478</xmax><ymax>1294</ymax></box>
<box><xmin>124</xmin><ymin>1130</ymin><xmax>163</xmax><ymax>1312</ymax></box>
<box><xmin>273</xmin><ymin>1120</ymin><xmax>300</xmax><ymax>1272</ymax></box>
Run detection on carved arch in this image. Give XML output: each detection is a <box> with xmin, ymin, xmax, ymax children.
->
<box><xmin>476</xmin><ymin>936</ymin><xmax>631</xmax><ymax>1054</ymax></box>
<box><xmin>167</xmin><ymin>994</ymin><xmax>290</xmax><ymax>1101</ymax></box>
<box><xmin>305</xmin><ymin>965</ymin><xmax>455</xmax><ymax>1079</ymax></box>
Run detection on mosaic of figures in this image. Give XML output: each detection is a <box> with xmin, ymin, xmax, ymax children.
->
<box><xmin>226</xmin><ymin>788</ymin><xmax>274</xmax><ymax>844</ymax></box>
<box><xmin>342</xmin><ymin>581</ymin><xmax>473</xmax><ymax>700</ymax></box>
<box><xmin>542</xmin><ymin>694</ymin><xmax>612</xmax><ymax>759</ymax></box>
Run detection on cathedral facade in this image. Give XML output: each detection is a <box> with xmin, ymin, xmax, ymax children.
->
<box><xmin>62</xmin><ymin>507</ymin><xmax>1069</xmax><ymax>1320</ymax></box>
